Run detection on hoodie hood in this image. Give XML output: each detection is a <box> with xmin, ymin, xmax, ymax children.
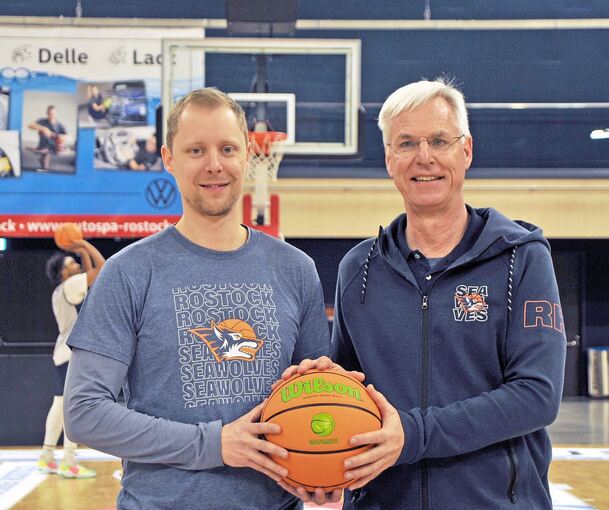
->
<box><xmin>379</xmin><ymin>206</ymin><xmax>549</xmax><ymax>273</ymax></box>
<box><xmin>353</xmin><ymin>207</ymin><xmax>551</xmax><ymax>303</ymax></box>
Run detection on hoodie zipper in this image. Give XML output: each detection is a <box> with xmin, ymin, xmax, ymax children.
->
<box><xmin>421</xmin><ymin>294</ymin><xmax>430</xmax><ymax>510</ymax></box>
<box><xmin>420</xmin><ymin>287</ymin><xmax>517</xmax><ymax>508</ymax></box>
<box><xmin>421</xmin><ymin>294</ymin><xmax>430</xmax><ymax>408</ymax></box>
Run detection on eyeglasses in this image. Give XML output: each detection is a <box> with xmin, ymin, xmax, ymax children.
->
<box><xmin>387</xmin><ymin>134</ymin><xmax>466</xmax><ymax>156</ymax></box>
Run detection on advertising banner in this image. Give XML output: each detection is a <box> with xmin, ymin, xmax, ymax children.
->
<box><xmin>0</xmin><ymin>24</ymin><xmax>204</xmax><ymax>238</ymax></box>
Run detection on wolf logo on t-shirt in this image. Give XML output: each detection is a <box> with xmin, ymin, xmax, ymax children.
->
<box><xmin>189</xmin><ymin>319</ymin><xmax>264</xmax><ymax>363</ymax></box>
<box><xmin>174</xmin><ymin>282</ymin><xmax>281</xmax><ymax>407</ymax></box>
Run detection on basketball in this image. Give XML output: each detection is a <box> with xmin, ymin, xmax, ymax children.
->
<box><xmin>217</xmin><ymin>318</ymin><xmax>256</xmax><ymax>339</ymax></box>
<box><xmin>261</xmin><ymin>369</ymin><xmax>381</xmax><ymax>491</ymax></box>
<box><xmin>54</xmin><ymin>222</ymin><xmax>83</xmax><ymax>250</ymax></box>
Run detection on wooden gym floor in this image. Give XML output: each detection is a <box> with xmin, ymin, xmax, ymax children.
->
<box><xmin>1</xmin><ymin>398</ymin><xmax>607</xmax><ymax>510</ymax></box>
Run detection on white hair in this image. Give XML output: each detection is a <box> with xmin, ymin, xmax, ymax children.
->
<box><xmin>378</xmin><ymin>77</ymin><xmax>470</xmax><ymax>144</ymax></box>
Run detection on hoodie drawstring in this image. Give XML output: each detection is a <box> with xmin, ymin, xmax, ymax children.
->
<box><xmin>361</xmin><ymin>226</ymin><xmax>383</xmax><ymax>304</ymax></box>
<box><xmin>507</xmin><ymin>246</ymin><xmax>518</xmax><ymax>322</ymax></box>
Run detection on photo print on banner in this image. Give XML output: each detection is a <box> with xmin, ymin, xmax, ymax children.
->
<box><xmin>77</xmin><ymin>80</ymin><xmax>161</xmax><ymax>172</ymax></box>
<box><xmin>0</xmin><ymin>86</ymin><xmax>8</xmax><ymax>130</ymax></box>
<box><xmin>0</xmin><ymin>130</ymin><xmax>20</xmax><ymax>178</ymax></box>
<box><xmin>0</xmin><ymin>86</ymin><xmax>20</xmax><ymax>178</ymax></box>
<box><xmin>20</xmin><ymin>89</ymin><xmax>77</xmax><ymax>174</ymax></box>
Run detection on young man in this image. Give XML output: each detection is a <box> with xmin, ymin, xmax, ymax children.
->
<box><xmin>283</xmin><ymin>78</ymin><xmax>566</xmax><ymax>509</ymax></box>
<box><xmin>39</xmin><ymin>239</ymin><xmax>105</xmax><ymax>478</ymax></box>
<box><xmin>64</xmin><ymin>88</ymin><xmax>331</xmax><ymax>509</ymax></box>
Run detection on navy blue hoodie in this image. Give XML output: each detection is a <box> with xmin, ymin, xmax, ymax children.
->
<box><xmin>333</xmin><ymin>207</ymin><xmax>566</xmax><ymax>509</ymax></box>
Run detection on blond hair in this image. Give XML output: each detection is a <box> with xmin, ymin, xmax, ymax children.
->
<box><xmin>165</xmin><ymin>88</ymin><xmax>248</xmax><ymax>150</ymax></box>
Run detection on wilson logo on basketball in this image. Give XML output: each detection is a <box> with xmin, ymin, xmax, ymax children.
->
<box><xmin>188</xmin><ymin>319</ymin><xmax>264</xmax><ymax>363</ymax></box>
<box><xmin>280</xmin><ymin>376</ymin><xmax>363</xmax><ymax>403</ymax></box>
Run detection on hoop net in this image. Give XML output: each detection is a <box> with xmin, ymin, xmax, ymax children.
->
<box><xmin>246</xmin><ymin>131</ymin><xmax>288</xmax><ymax>181</ymax></box>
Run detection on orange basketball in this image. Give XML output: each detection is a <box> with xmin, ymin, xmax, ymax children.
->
<box><xmin>54</xmin><ymin>222</ymin><xmax>83</xmax><ymax>250</ymax></box>
<box><xmin>218</xmin><ymin>319</ymin><xmax>256</xmax><ymax>339</ymax></box>
<box><xmin>261</xmin><ymin>369</ymin><xmax>381</xmax><ymax>491</ymax></box>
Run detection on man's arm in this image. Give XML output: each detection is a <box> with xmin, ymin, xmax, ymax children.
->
<box><xmin>64</xmin><ymin>348</ymin><xmax>287</xmax><ymax>481</ymax></box>
<box><xmin>65</xmin><ymin>347</ymin><xmax>290</xmax><ymax>479</ymax></box>
<box><xmin>330</xmin><ymin>267</ymin><xmax>404</xmax><ymax>490</ymax></box>
<box><xmin>274</xmin><ymin>268</ymin><xmax>365</xmax><ymax>384</ymax></box>
<box><xmin>64</xmin><ymin>347</ymin><xmax>224</xmax><ymax>469</ymax></box>
<box><xmin>290</xmin><ymin>258</ymin><xmax>333</xmax><ymax>364</ymax></box>
<box><xmin>69</xmin><ymin>239</ymin><xmax>105</xmax><ymax>286</ymax></box>
<box><xmin>28</xmin><ymin>120</ymin><xmax>52</xmax><ymax>138</ymax></box>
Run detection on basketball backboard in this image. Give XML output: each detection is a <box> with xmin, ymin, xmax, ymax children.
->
<box><xmin>161</xmin><ymin>37</ymin><xmax>361</xmax><ymax>156</ymax></box>
<box><xmin>229</xmin><ymin>92</ymin><xmax>296</xmax><ymax>145</ymax></box>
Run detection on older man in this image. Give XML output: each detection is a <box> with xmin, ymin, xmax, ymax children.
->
<box><xmin>285</xmin><ymin>78</ymin><xmax>566</xmax><ymax>509</ymax></box>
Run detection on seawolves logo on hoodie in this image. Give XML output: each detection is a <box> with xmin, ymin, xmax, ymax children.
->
<box><xmin>453</xmin><ymin>284</ymin><xmax>488</xmax><ymax>322</ymax></box>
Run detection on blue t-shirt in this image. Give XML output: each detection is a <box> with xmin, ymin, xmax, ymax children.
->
<box><xmin>67</xmin><ymin>226</ymin><xmax>331</xmax><ymax>510</ymax></box>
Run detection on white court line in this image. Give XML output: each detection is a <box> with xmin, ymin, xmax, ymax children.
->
<box><xmin>0</xmin><ymin>462</ymin><xmax>47</xmax><ymax>510</ymax></box>
<box><xmin>553</xmin><ymin>448</ymin><xmax>609</xmax><ymax>461</ymax></box>
<box><xmin>551</xmin><ymin>483</ymin><xmax>597</xmax><ymax>509</ymax></box>
<box><xmin>0</xmin><ymin>448</ymin><xmax>118</xmax><ymax>462</ymax></box>
<box><xmin>0</xmin><ymin>449</ymin><xmax>602</xmax><ymax>510</ymax></box>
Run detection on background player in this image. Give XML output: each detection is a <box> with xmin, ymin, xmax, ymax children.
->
<box><xmin>39</xmin><ymin>239</ymin><xmax>105</xmax><ymax>478</ymax></box>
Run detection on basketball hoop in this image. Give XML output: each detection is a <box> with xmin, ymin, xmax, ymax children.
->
<box><xmin>243</xmin><ymin>131</ymin><xmax>287</xmax><ymax>238</ymax></box>
<box><xmin>246</xmin><ymin>131</ymin><xmax>287</xmax><ymax>181</ymax></box>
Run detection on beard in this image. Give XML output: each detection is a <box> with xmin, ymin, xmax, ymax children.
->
<box><xmin>184</xmin><ymin>184</ymin><xmax>241</xmax><ymax>218</ymax></box>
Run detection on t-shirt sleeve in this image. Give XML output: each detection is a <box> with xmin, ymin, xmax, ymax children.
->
<box><xmin>67</xmin><ymin>258</ymin><xmax>138</xmax><ymax>365</ymax></box>
<box><xmin>290</xmin><ymin>258</ymin><xmax>332</xmax><ymax>363</ymax></box>
<box><xmin>63</xmin><ymin>272</ymin><xmax>88</xmax><ymax>305</ymax></box>
<box><xmin>64</xmin><ymin>347</ymin><xmax>224</xmax><ymax>470</ymax></box>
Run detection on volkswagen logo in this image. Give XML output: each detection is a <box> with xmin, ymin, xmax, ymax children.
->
<box><xmin>146</xmin><ymin>178</ymin><xmax>176</xmax><ymax>209</ymax></box>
